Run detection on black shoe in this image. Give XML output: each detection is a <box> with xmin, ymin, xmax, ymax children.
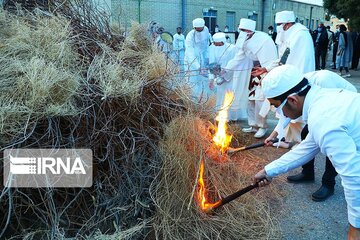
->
<box><xmin>287</xmin><ymin>173</ymin><xmax>314</xmax><ymax>183</ymax></box>
<box><xmin>312</xmin><ymin>185</ymin><xmax>334</xmax><ymax>202</ymax></box>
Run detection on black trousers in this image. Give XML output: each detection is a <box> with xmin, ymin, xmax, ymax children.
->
<box><xmin>315</xmin><ymin>45</ymin><xmax>327</xmax><ymax>70</ymax></box>
<box><xmin>332</xmin><ymin>42</ymin><xmax>338</xmax><ymax>66</ymax></box>
<box><xmin>300</xmin><ymin>125</ymin><xmax>338</xmax><ymax>188</ymax></box>
<box><xmin>351</xmin><ymin>45</ymin><xmax>360</xmax><ymax>69</ymax></box>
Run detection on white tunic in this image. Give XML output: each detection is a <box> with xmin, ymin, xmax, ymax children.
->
<box><xmin>208</xmin><ymin>43</ymin><xmax>236</xmax><ymax>111</ymax></box>
<box><xmin>224</xmin><ymin>49</ymin><xmax>253</xmax><ymax>120</ymax></box>
<box><xmin>244</xmin><ymin>31</ymin><xmax>278</xmax><ymax>101</ymax></box>
<box><xmin>184</xmin><ymin>27</ymin><xmax>211</xmax><ymax>101</ymax></box>
<box><xmin>265</xmin><ymin>78</ymin><xmax>359</xmax><ymax>226</ymax></box>
<box><xmin>173</xmin><ymin>33</ymin><xmax>185</xmax><ymax>51</ymax></box>
<box><xmin>277</xmin><ymin>23</ymin><xmax>315</xmax><ymax>74</ymax></box>
<box><xmin>273</xmin><ymin>23</ymin><xmax>316</xmax><ymax>142</ymax></box>
<box><xmin>225</xmin><ymin>31</ymin><xmax>278</xmax><ymax>120</ymax></box>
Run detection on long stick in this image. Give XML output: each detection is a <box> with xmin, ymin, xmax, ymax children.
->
<box><xmin>227</xmin><ymin>138</ymin><xmax>279</xmax><ymax>154</ymax></box>
<box><xmin>213</xmin><ymin>182</ymin><xmax>259</xmax><ymax>210</ymax></box>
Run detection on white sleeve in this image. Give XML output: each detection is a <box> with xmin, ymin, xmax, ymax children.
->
<box><xmin>225</xmin><ymin>48</ymin><xmax>246</xmax><ymax>70</ymax></box>
<box><xmin>265</xmin><ymin>133</ymin><xmax>320</xmax><ymax>177</ymax></box>
<box><xmin>256</xmin><ymin>39</ymin><xmax>278</xmax><ymax>70</ymax></box>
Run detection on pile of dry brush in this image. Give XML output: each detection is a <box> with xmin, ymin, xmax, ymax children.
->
<box><xmin>0</xmin><ymin>1</ymin><xmax>281</xmax><ymax>239</ymax></box>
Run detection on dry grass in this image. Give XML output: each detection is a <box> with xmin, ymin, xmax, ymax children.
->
<box><xmin>152</xmin><ymin>116</ymin><xmax>281</xmax><ymax>239</ymax></box>
<box><xmin>0</xmin><ymin>10</ymin><xmax>82</xmax><ymax>144</ymax></box>
<box><xmin>0</xmin><ymin>2</ymin><xmax>282</xmax><ymax>239</ymax></box>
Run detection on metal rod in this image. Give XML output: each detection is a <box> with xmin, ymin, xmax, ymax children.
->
<box><xmin>227</xmin><ymin>138</ymin><xmax>279</xmax><ymax>153</ymax></box>
<box><xmin>217</xmin><ymin>182</ymin><xmax>259</xmax><ymax>208</ymax></box>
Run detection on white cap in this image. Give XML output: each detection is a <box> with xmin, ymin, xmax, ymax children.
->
<box><xmin>275</xmin><ymin>11</ymin><xmax>296</xmax><ymax>24</ymax></box>
<box><xmin>213</xmin><ymin>32</ymin><xmax>226</xmax><ymax>43</ymax></box>
<box><xmin>193</xmin><ymin>18</ymin><xmax>205</xmax><ymax>28</ymax></box>
<box><xmin>262</xmin><ymin>65</ymin><xmax>303</xmax><ymax>98</ymax></box>
<box><xmin>239</xmin><ymin>18</ymin><xmax>256</xmax><ymax>32</ymax></box>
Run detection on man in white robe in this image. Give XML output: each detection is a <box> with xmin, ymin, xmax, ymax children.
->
<box><xmin>232</xmin><ymin>18</ymin><xmax>278</xmax><ymax>138</ymax></box>
<box><xmin>184</xmin><ymin>18</ymin><xmax>211</xmax><ymax>102</ymax></box>
<box><xmin>224</xmin><ymin>21</ymin><xmax>253</xmax><ymax>121</ymax></box>
<box><xmin>254</xmin><ymin>64</ymin><xmax>360</xmax><ymax>239</ymax></box>
<box><xmin>208</xmin><ymin>32</ymin><xmax>236</xmax><ymax>112</ymax></box>
<box><xmin>262</xmin><ymin>11</ymin><xmax>315</xmax><ymax>147</ymax></box>
<box><xmin>172</xmin><ymin>27</ymin><xmax>185</xmax><ymax>72</ymax></box>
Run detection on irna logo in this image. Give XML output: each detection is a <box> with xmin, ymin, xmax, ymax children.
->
<box><xmin>4</xmin><ymin>149</ymin><xmax>92</xmax><ymax>188</ymax></box>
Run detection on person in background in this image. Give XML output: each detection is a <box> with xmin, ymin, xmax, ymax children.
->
<box><xmin>336</xmin><ymin>24</ymin><xmax>352</xmax><ymax>77</ymax></box>
<box><xmin>156</xmin><ymin>27</ymin><xmax>172</xmax><ymax>54</ymax></box>
<box><xmin>326</xmin><ymin>26</ymin><xmax>334</xmax><ymax>66</ymax></box>
<box><xmin>214</xmin><ymin>24</ymin><xmax>220</xmax><ymax>33</ymax></box>
<box><xmin>332</xmin><ymin>24</ymin><xmax>340</xmax><ymax>69</ymax></box>
<box><xmin>314</xmin><ymin>23</ymin><xmax>329</xmax><ymax>70</ymax></box>
<box><xmin>224</xmin><ymin>25</ymin><xmax>229</xmax><ymax>32</ymax></box>
<box><xmin>184</xmin><ymin>18</ymin><xmax>211</xmax><ymax>102</ymax></box>
<box><xmin>268</xmin><ymin>25</ymin><xmax>277</xmax><ymax>42</ymax></box>
<box><xmin>254</xmin><ymin>64</ymin><xmax>360</xmax><ymax>239</ymax></box>
<box><xmin>208</xmin><ymin>32</ymin><xmax>236</xmax><ymax>112</ymax></box>
<box><xmin>172</xmin><ymin>27</ymin><xmax>185</xmax><ymax>72</ymax></box>
<box><xmin>351</xmin><ymin>31</ymin><xmax>360</xmax><ymax>70</ymax></box>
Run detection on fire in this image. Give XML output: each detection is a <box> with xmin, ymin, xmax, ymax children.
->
<box><xmin>197</xmin><ymin>159</ymin><xmax>221</xmax><ymax>211</ymax></box>
<box><xmin>212</xmin><ymin>91</ymin><xmax>234</xmax><ymax>153</ymax></box>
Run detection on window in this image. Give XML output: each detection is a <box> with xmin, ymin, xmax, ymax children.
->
<box><xmin>203</xmin><ymin>10</ymin><xmax>217</xmax><ymax>34</ymax></box>
<box><xmin>226</xmin><ymin>11</ymin><xmax>236</xmax><ymax>31</ymax></box>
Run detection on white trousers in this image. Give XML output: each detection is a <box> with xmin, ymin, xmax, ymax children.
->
<box><xmin>247</xmin><ymin>99</ymin><xmax>268</xmax><ymax>128</ymax></box>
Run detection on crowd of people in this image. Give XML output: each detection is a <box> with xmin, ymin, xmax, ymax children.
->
<box><xmin>310</xmin><ymin>22</ymin><xmax>360</xmax><ymax>77</ymax></box>
<box><xmin>156</xmin><ymin>10</ymin><xmax>360</xmax><ymax>239</ymax></box>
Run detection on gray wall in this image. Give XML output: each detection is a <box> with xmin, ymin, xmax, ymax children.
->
<box><xmin>111</xmin><ymin>0</ymin><xmax>325</xmax><ymax>35</ymax></box>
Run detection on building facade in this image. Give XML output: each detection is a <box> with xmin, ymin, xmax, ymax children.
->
<box><xmin>110</xmin><ymin>0</ymin><xmax>325</xmax><ymax>35</ymax></box>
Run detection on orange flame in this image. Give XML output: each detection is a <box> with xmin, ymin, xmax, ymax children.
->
<box><xmin>197</xmin><ymin>159</ymin><xmax>221</xmax><ymax>211</ymax></box>
<box><xmin>212</xmin><ymin>91</ymin><xmax>234</xmax><ymax>153</ymax></box>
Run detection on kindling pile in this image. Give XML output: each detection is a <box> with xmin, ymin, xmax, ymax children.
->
<box><xmin>0</xmin><ymin>1</ymin><xmax>281</xmax><ymax>239</ymax></box>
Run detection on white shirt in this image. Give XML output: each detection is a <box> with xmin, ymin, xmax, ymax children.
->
<box><xmin>173</xmin><ymin>33</ymin><xmax>185</xmax><ymax>51</ymax></box>
<box><xmin>265</xmin><ymin>77</ymin><xmax>359</xmax><ymax>193</ymax></box>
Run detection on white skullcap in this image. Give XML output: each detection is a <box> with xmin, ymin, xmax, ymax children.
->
<box><xmin>213</xmin><ymin>32</ymin><xmax>226</xmax><ymax>43</ymax></box>
<box><xmin>262</xmin><ymin>65</ymin><xmax>303</xmax><ymax>98</ymax></box>
<box><xmin>193</xmin><ymin>18</ymin><xmax>205</xmax><ymax>28</ymax></box>
<box><xmin>275</xmin><ymin>11</ymin><xmax>296</xmax><ymax>24</ymax></box>
<box><xmin>239</xmin><ymin>18</ymin><xmax>256</xmax><ymax>32</ymax></box>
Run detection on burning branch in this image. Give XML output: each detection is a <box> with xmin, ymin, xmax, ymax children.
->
<box><xmin>212</xmin><ymin>91</ymin><xmax>234</xmax><ymax>154</ymax></box>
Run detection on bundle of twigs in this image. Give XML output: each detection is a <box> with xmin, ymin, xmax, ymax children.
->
<box><xmin>0</xmin><ymin>1</ymin><xmax>184</xmax><ymax>238</ymax></box>
<box><xmin>0</xmin><ymin>1</ymin><xmax>281</xmax><ymax>239</ymax></box>
<box><xmin>152</xmin><ymin>116</ymin><xmax>281</xmax><ymax>239</ymax></box>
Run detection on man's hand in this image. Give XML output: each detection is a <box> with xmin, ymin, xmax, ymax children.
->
<box><xmin>251</xmin><ymin>67</ymin><xmax>267</xmax><ymax>77</ymax></box>
<box><xmin>264</xmin><ymin>131</ymin><xmax>278</xmax><ymax>146</ymax></box>
<box><xmin>254</xmin><ymin>169</ymin><xmax>272</xmax><ymax>187</ymax></box>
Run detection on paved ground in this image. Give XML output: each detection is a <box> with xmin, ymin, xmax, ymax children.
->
<box><xmin>250</xmin><ymin>64</ymin><xmax>360</xmax><ymax>239</ymax></box>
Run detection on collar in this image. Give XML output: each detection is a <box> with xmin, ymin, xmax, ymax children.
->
<box><xmin>302</xmin><ymin>85</ymin><xmax>320</xmax><ymax>123</ymax></box>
